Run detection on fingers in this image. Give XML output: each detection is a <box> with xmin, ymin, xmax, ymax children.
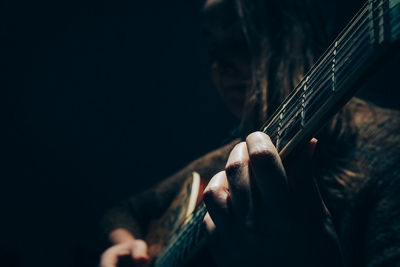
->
<box><xmin>101</xmin><ymin>243</ymin><xmax>130</xmax><ymax>267</ymax></box>
<box><xmin>204</xmin><ymin>132</ymin><xmax>325</xmax><ymax>233</ymax></box>
<box><xmin>245</xmin><ymin>132</ymin><xmax>289</xmax><ymax>209</ymax></box>
<box><xmin>225</xmin><ymin>142</ymin><xmax>251</xmax><ymax>219</ymax></box>
<box><xmin>131</xmin><ymin>239</ymin><xmax>150</xmax><ymax>264</ymax></box>
<box><xmin>204</xmin><ymin>142</ymin><xmax>252</xmax><ymax>226</ymax></box>
<box><xmin>203</xmin><ymin>171</ymin><xmax>231</xmax><ymax>228</ymax></box>
<box><xmin>100</xmin><ymin>240</ymin><xmax>149</xmax><ymax>267</ymax></box>
<box><xmin>203</xmin><ymin>212</ymin><xmax>216</xmax><ymax>235</ymax></box>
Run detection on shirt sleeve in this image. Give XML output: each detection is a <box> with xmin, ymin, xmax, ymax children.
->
<box><xmin>364</xmin><ymin>167</ymin><xmax>400</xmax><ymax>266</ymax></box>
<box><xmin>99</xmin><ymin>139</ymin><xmax>240</xmax><ymax>242</ymax></box>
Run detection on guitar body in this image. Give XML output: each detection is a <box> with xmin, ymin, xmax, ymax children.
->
<box><xmin>140</xmin><ymin>1</ymin><xmax>400</xmax><ymax>266</ymax></box>
<box><xmin>145</xmin><ymin>173</ymin><xmax>212</xmax><ymax>266</ymax></box>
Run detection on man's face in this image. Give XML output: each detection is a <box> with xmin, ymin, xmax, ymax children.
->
<box><xmin>203</xmin><ymin>0</ymin><xmax>251</xmax><ymax>119</ymax></box>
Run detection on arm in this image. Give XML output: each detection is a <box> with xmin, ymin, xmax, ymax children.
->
<box><xmin>203</xmin><ymin>132</ymin><xmax>343</xmax><ymax>266</ymax></box>
<box><xmin>100</xmin><ymin>139</ymin><xmax>240</xmax><ymax>266</ymax></box>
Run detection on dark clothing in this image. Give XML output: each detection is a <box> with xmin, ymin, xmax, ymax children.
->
<box><xmin>101</xmin><ymin>98</ymin><xmax>400</xmax><ymax>266</ymax></box>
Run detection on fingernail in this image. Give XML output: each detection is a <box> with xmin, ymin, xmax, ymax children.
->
<box><xmin>226</xmin><ymin>142</ymin><xmax>248</xmax><ymax>168</ymax></box>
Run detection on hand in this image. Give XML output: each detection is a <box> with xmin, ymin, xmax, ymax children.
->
<box><xmin>100</xmin><ymin>239</ymin><xmax>150</xmax><ymax>267</ymax></box>
<box><xmin>203</xmin><ymin>132</ymin><xmax>343</xmax><ymax>267</ymax></box>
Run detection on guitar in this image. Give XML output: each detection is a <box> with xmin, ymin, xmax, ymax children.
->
<box><xmin>143</xmin><ymin>0</ymin><xmax>400</xmax><ymax>266</ymax></box>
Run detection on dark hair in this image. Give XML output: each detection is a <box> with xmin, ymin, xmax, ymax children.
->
<box><xmin>234</xmin><ymin>0</ymin><xmax>363</xmax><ymax>133</ymax></box>
<box><xmin>233</xmin><ymin>0</ymin><xmax>365</xmax><ymax>206</ymax></box>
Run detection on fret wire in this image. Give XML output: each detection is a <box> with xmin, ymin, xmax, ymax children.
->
<box><xmin>305</xmin><ymin>4</ymin><xmax>369</xmax><ymax>85</ymax></box>
<box><xmin>300</xmin><ymin>24</ymin><xmax>368</xmax><ymax>113</ymax></box>
<box><xmin>335</xmin><ymin>2</ymin><xmax>370</xmax><ymax>45</ymax></box>
<box><xmin>314</xmin><ymin>0</ymin><xmax>395</xmax><ymax>90</ymax></box>
<box><xmin>308</xmin><ymin>28</ymin><xmax>364</xmax><ymax>97</ymax></box>
<box><xmin>334</xmin><ymin>16</ymin><xmax>370</xmax><ymax>63</ymax></box>
<box><xmin>306</xmin><ymin>8</ymin><xmax>371</xmax><ymax>94</ymax></box>
<box><xmin>298</xmin><ymin>0</ymin><xmax>390</xmax><ymax>109</ymax></box>
<box><xmin>335</xmin><ymin>37</ymin><xmax>372</xmax><ymax>82</ymax></box>
<box><xmin>306</xmin><ymin>9</ymin><xmax>369</xmax><ymax>91</ymax></box>
<box><xmin>279</xmin><ymin>36</ymin><xmax>373</xmax><ymax>146</ymax></box>
<box><xmin>270</xmin><ymin>31</ymin><xmax>373</xmax><ymax>146</ymax></box>
<box><xmin>155</xmin><ymin>205</ymin><xmax>207</xmax><ymax>267</ymax></box>
<box><xmin>265</xmin><ymin>7</ymin><xmax>375</xmax><ymax>143</ymax></box>
<box><xmin>277</xmin><ymin>97</ymin><xmax>303</xmax><ymax>135</ymax></box>
<box><xmin>305</xmin><ymin>54</ymin><xmax>334</xmax><ymax>97</ymax></box>
<box><xmin>332</xmin><ymin>29</ymin><xmax>371</xmax><ymax>75</ymax></box>
<box><xmin>262</xmin><ymin>4</ymin><xmax>370</xmax><ymax>137</ymax></box>
<box><xmin>283</xmin><ymin>36</ymin><xmax>370</xmax><ymax>140</ymax></box>
<box><xmin>335</xmin><ymin>46</ymin><xmax>373</xmax><ymax>91</ymax></box>
<box><xmin>305</xmin><ymin>57</ymin><xmax>335</xmax><ymax>99</ymax></box>
<box><xmin>157</xmin><ymin>1</ymin><xmax>400</xmax><ymax>265</ymax></box>
<box><xmin>271</xmin><ymin>46</ymin><xmax>349</xmax><ymax>142</ymax></box>
<box><xmin>335</xmin><ymin>8</ymin><xmax>389</xmax><ymax>66</ymax></box>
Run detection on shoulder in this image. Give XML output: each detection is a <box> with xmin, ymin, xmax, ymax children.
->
<box><xmin>347</xmin><ymin>98</ymin><xmax>400</xmax><ymax>174</ymax></box>
<box><xmin>314</xmin><ymin>98</ymin><xmax>400</xmax><ymax>220</ymax></box>
<box><xmin>328</xmin><ymin>99</ymin><xmax>400</xmax><ymax>266</ymax></box>
<box><xmin>345</xmin><ymin>99</ymin><xmax>400</xmax><ymax>266</ymax></box>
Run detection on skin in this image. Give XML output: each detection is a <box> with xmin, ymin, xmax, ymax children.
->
<box><xmin>202</xmin><ymin>133</ymin><xmax>343</xmax><ymax>266</ymax></box>
<box><xmin>203</xmin><ymin>0</ymin><xmax>250</xmax><ymax>118</ymax></box>
<box><xmin>100</xmin><ymin>229</ymin><xmax>149</xmax><ymax>267</ymax></box>
<box><xmin>100</xmin><ymin>0</ymin><xmax>343</xmax><ymax>266</ymax></box>
<box><xmin>100</xmin><ymin>1</ymin><xmax>248</xmax><ymax>265</ymax></box>
<box><xmin>202</xmin><ymin>1</ymin><xmax>342</xmax><ymax>265</ymax></box>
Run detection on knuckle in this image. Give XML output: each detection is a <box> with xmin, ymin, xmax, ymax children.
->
<box><xmin>225</xmin><ymin>161</ymin><xmax>246</xmax><ymax>176</ymax></box>
<box><xmin>203</xmin><ymin>186</ymin><xmax>228</xmax><ymax>204</ymax></box>
<box><xmin>246</xmin><ymin>131</ymin><xmax>271</xmax><ymax>143</ymax></box>
<box><xmin>225</xmin><ymin>142</ymin><xmax>249</xmax><ymax>175</ymax></box>
<box><xmin>202</xmin><ymin>214</ymin><xmax>210</xmax><ymax>228</ymax></box>
<box><xmin>249</xmin><ymin>148</ymin><xmax>276</xmax><ymax>163</ymax></box>
<box><xmin>203</xmin><ymin>183</ymin><xmax>222</xmax><ymax>201</ymax></box>
<box><xmin>203</xmin><ymin>171</ymin><xmax>230</xmax><ymax>206</ymax></box>
<box><xmin>246</xmin><ymin>132</ymin><xmax>277</xmax><ymax>162</ymax></box>
<box><xmin>101</xmin><ymin>249</ymin><xmax>114</xmax><ymax>261</ymax></box>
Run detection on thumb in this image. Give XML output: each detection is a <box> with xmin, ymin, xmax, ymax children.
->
<box><xmin>131</xmin><ymin>240</ymin><xmax>150</xmax><ymax>266</ymax></box>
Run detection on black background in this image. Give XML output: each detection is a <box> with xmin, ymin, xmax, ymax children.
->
<box><xmin>2</xmin><ymin>1</ymin><xmax>400</xmax><ymax>266</ymax></box>
<box><xmin>1</xmin><ymin>0</ymin><xmax>238</xmax><ymax>266</ymax></box>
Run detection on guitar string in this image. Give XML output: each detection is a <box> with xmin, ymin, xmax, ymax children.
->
<box><xmin>268</xmin><ymin>1</ymin><xmax>399</xmax><ymax>150</ymax></box>
<box><xmin>158</xmin><ymin>208</ymin><xmax>206</xmax><ymax>267</ymax></box>
<box><xmin>265</xmin><ymin>33</ymin><xmax>370</xmax><ymax>143</ymax></box>
<box><xmin>158</xmin><ymin>2</ymin><xmax>398</xmax><ymax>266</ymax></box>
<box><xmin>266</xmin><ymin>6</ymin><xmax>372</xmax><ymax>136</ymax></box>
<box><xmin>155</xmin><ymin>205</ymin><xmax>207</xmax><ymax>267</ymax></box>
<box><xmin>264</xmin><ymin>2</ymin><xmax>396</xmax><ymax>145</ymax></box>
<box><xmin>154</xmin><ymin>1</ymin><xmax>399</xmax><ymax>265</ymax></box>
<box><xmin>260</xmin><ymin>0</ymin><xmax>371</xmax><ymax>133</ymax></box>
<box><xmin>262</xmin><ymin>0</ymin><xmax>389</xmax><ymax>137</ymax></box>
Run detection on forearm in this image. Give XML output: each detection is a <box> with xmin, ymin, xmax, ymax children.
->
<box><xmin>100</xmin><ymin>139</ymin><xmax>240</xmax><ymax>243</ymax></box>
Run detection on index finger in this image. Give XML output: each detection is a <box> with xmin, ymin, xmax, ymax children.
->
<box><xmin>246</xmin><ymin>132</ymin><xmax>290</xmax><ymax>212</ymax></box>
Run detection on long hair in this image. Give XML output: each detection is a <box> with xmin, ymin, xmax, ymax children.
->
<box><xmin>234</xmin><ymin>0</ymin><xmax>363</xmax><ymax>133</ymax></box>
<box><xmin>232</xmin><ymin>0</ymin><xmax>366</xmax><ymax>210</ymax></box>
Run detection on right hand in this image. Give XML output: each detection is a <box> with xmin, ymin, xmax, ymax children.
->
<box><xmin>100</xmin><ymin>239</ymin><xmax>150</xmax><ymax>267</ymax></box>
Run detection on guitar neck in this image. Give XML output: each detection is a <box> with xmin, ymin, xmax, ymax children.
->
<box><xmin>154</xmin><ymin>0</ymin><xmax>400</xmax><ymax>266</ymax></box>
<box><xmin>263</xmin><ymin>0</ymin><xmax>400</xmax><ymax>159</ymax></box>
<box><xmin>154</xmin><ymin>205</ymin><xmax>208</xmax><ymax>267</ymax></box>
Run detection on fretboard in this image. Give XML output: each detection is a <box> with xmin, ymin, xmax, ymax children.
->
<box><xmin>263</xmin><ymin>0</ymin><xmax>400</xmax><ymax>158</ymax></box>
<box><xmin>154</xmin><ymin>0</ymin><xmax>400</xmax><ymax>266</ymax></box>
<box><xmin>154</xmin><ymin>204</ymin><xmax>208</xmax><ymax>267</ymax></box>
